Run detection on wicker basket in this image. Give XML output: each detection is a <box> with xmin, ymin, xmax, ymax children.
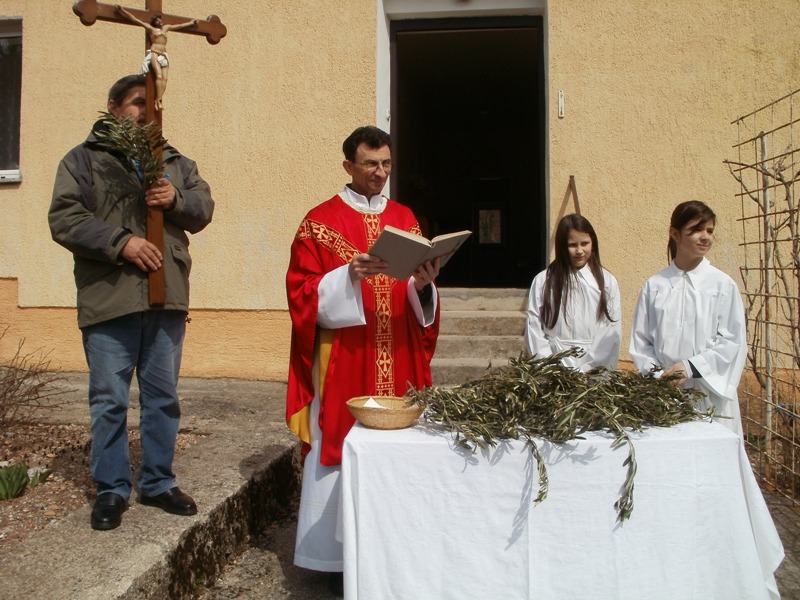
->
<box><xmin>346</xmin><ymin>396</ymin><xmax>424</xmax><ymax>430</ymax></box>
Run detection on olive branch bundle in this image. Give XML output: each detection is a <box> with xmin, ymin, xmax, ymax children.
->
<box><xmin>95</xmin><ymin>112</ymin><xmax>166</xmax><ymax>186</ymax></box>
<box><xmin>407</xmin><ymin>349</ymin><xmax>711</xmax><ymax>522</ymax></box>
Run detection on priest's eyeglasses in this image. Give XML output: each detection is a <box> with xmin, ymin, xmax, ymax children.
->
<box><xmin>355</xmin><ymin>159</ymin><xmax>392</xmax><ymax>173</ymax></box>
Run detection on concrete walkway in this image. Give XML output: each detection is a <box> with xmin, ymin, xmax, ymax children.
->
<box><xmin>0</xmin><ymin>373</ymin><xmax>797</xmax><ymax>599</ymax></box>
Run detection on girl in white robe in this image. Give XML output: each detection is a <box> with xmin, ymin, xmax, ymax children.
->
<box><xmin>525</xmin><ymin>214</ymin><xmax>621</xmax><ymax>371</ymax></box>
<box><xmin>629</xmin><ymin>200</ymin><xmax>746</xmax><ymax>434</ymax></box>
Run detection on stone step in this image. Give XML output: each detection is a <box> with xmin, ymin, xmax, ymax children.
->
<box><xmin>431</xmin><ymin>357</ymin><xmax>515</xmax><ymax>387</ymax></box>
<box><xmin>438</xmin><ymin>287</ymin><xmax>528</xmax><ymax>311</ymax></box>
<box><xmin>435</xmin><ymin>334</ymin><xmax>525</xmax><ymax>361</ymax></box>
<box><xmin>434</xmin><ymin>288</ymin><xmax>528</xmax><ymax>385</ymax></box>
<box><xmin>439</xmin><ymin>310</ymin><xmax>526</xmax><ymax>336</ymax></box>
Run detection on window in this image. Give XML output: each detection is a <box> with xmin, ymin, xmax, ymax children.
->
<box><xmin>0</xmin><ymin>18</ymin><xmax>22</xmax><ymax>183</ymax></box>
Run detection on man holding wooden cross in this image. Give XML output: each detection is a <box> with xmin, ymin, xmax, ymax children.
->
<box><xmin>48</xmin><ymin>74</ymin><xmax>214</xmax><ymax>530</ymax></box>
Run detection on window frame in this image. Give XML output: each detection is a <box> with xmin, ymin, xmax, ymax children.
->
<box><xmin>0</xmin><ymin>17</ymin><xmax>23</xmax><ymax>184</ymax></box>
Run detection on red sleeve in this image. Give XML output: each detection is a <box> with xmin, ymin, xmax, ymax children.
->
<box><xmin>285</xmin><ymin>221</ymin><xmax>324</xmax><ymax>426</ymax></box>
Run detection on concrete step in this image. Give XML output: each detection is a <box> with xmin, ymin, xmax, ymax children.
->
<box><xmin>438</xmin><ymin>287</ymin><xmax>528</xmax><ymax>311</ymax></box>
<box><xmin>431</xmin><ymin>357</ymin><xmax>515</xmax><ymax>386</ymax></box>
<box><xmin>434</xmin><ymin>288</ymin><xmax>527</xmax><ymax>386</ymax></box>
<box><xmin>439</xmin><ymin>310</ymin><xmax>526</xmax><ymax>336</ymax></box>
<box><xmin>435</xmin><ymin>334</ymin><xmax>524</xmax><ymax>361</ymax></box>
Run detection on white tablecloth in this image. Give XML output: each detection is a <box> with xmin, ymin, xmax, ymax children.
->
<box><xmin>339</xmin><ymin>420</ymin><xmax>784</xmax><ymax>600</ymax></box>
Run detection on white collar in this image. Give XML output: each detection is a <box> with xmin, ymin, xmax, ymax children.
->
<box><xmin>666</xmin><ymin>257</ymin><xmax>711</xmax><ymax>287</ymax></box>
<box><xmin>575</xmin><ymin>263</ymin><xmax>600</xmax><ymax>290</ymax></box>
<box><xmin>340</xmin><ymin>185</ymin><xmax>387</xmax><ymax>214</ymax></box>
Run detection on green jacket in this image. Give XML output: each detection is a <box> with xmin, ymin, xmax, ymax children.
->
<box><xmin>48</xmin><ymin>121</ymin><xmax>214</xmax><ymax>328</ymax></box>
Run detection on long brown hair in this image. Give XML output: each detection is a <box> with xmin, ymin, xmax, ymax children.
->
<box><xmin>540</xmin><ymin>214</ymin><xmax>615</xmax><ymax>330</ymax></box>
<box><xmin>667</xmin><ymin>200</ymin><xmax>716</xmax><ymax>263</ymax></box>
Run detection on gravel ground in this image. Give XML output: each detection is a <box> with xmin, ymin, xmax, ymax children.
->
<box><xmin>0</xmin><ymin>421</ymin><xmax>198</xmax><ymax>551</ymax></box>
<box><xmin>0</xmin><ymin>422</ymin><xmax>94</xmax><ymax>548</ymax></box>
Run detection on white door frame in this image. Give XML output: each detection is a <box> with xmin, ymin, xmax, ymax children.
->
<box><xmin>376</xmin><ymin>0</ymin><xmax>547</xmax><ymax>131</ymax></box>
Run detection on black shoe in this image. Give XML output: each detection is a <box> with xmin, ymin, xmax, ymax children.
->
<box><xmin>91</xmin><ymin>492</ymin><xmax>126</xmax><ymax>530</ymax></box>
<box><xmin>328</xmin><ymin>572</ymin><xmax>344</xmax><ymax>598</ymax></box>
<box><xmin>138</xmin><ymin>486</ymin><xmax>197</xmax><ymax>516</ymax></box>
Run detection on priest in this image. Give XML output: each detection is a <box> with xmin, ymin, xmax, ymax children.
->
<box><xmin>285</xmin><ymin>126</ymin><xmax>440</xmax><ymax>596</ymax></box>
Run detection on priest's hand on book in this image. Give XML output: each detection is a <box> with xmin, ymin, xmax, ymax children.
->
<box><xmin>412</xmin><ymin>257</ymin><xmax>440</xmax><ymax>291</ymax></box>
<box><xmin>349</xmin><ymin>252</ymin><xmax>388</xmax><ymax>283</ymax></box>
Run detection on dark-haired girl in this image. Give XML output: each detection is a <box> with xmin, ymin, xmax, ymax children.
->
<box><xmin>629</xmin><ymin>200</ymin><xmax>746</xmax><ymax>434</ymax></box>
<box><xmin>525</xmin><ymin>214</ymin><xmax>621</xmax><ymax>371</ymax></box>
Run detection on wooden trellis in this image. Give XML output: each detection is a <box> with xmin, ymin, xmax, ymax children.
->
<box><xmin>726</xmin><ymin>88</ymin><xmax>800</xmax><ymax>505</ymax></box>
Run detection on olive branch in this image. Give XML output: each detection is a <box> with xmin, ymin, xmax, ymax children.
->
<box><xmin>95</xmin><ymin>112</ymin><xmax>166</xmax><ymax>186</ymax></box>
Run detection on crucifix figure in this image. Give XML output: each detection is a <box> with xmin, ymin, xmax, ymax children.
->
<box><xmin>114</xmin><ymin>6</ymin><xmax>198</xmax><ymax>111</ymax></box>
<box><xmin>72</xmin><ymin>0</ymin><xmax>226</xmax><ymax>304</ymax></box>
<box><xmin>73</xmin><ymin>0</ymin><xmax>226</xmax><ymax>114</ymax></box>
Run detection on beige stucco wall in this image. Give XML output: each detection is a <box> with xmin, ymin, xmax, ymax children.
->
<box><xmin>0</xmin><ymin>0</ymin><xmax>798</xmax><ymax>379</ymax></box>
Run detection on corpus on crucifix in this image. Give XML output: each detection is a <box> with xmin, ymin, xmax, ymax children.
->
<box><xmin>72</xmin><ymin>0</ymin><xmax>226</xmax><ymax>305</ymax></box>
<box><xmin>114</xmin><ymin>5</ymin><xmax>197</xmax><ymax>111</ymax></box>
<box><xmin>73</xmin><ymin>0</ymin><xmax>226</xmax><ymax>114</ymax></box>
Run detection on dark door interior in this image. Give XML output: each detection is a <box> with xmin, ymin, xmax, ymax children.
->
<box><xmin>391</xmin><ymin>16</ymin><xmax>546</xmax><ymax>288</ymax></box>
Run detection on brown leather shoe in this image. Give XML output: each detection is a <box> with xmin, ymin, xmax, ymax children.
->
<box><xmin>91</xmin><ymin>492</ymin><xmax>127</xmax><ymax>530</ymax></box>
<box><xmin>138</xmin><ymin>486</ymin><xmax>197</xmax><ymax>516</ymax></box>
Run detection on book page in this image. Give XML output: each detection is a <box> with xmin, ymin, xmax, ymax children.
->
<box><xmin>369</xmin><ymin>226</ymin><xmax>471</xmax><ymax>279</ymax></box>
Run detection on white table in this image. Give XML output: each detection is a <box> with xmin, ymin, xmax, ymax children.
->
<box><xmin>339</xmin><ymin>420</ymin><xmax>784</xmax><ymax>600</ymax></box>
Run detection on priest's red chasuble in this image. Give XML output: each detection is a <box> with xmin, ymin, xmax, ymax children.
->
<box><xmin>286</xmin><ymin>194</ymin><xmax>440</xmax><ymax>465</ymax></box>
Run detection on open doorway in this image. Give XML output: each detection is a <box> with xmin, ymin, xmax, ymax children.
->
<box><xmin>391</xmin><ymin>16</ymin><xmax>546</xmax><ymax>288</ymax></box>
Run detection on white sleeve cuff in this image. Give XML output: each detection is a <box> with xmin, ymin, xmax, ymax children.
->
<box><xmin>682</xmin><ymin>359</ymin><xmax>695</xmax><ymax>380</ymax></box>
<box><xmin>407</xmin><ymin>277</ymin><xmax>437</xmax><ymax>327</ymax></box>
<box><xmin>318</xmin><ymin>264</ymin><xmax>366</xmax><ymax>329</ymax></box>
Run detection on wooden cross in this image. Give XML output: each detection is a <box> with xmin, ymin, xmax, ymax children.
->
<box><xmin>72</xmin><ymin>0</ymin><xmax>226</xmax><ymax>305</ymax></box>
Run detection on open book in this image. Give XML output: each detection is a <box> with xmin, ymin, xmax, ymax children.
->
<box><xmin>368</xmin><ymin>225</ymin><xmax>472</xmax><ymax>280</ymax></box>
